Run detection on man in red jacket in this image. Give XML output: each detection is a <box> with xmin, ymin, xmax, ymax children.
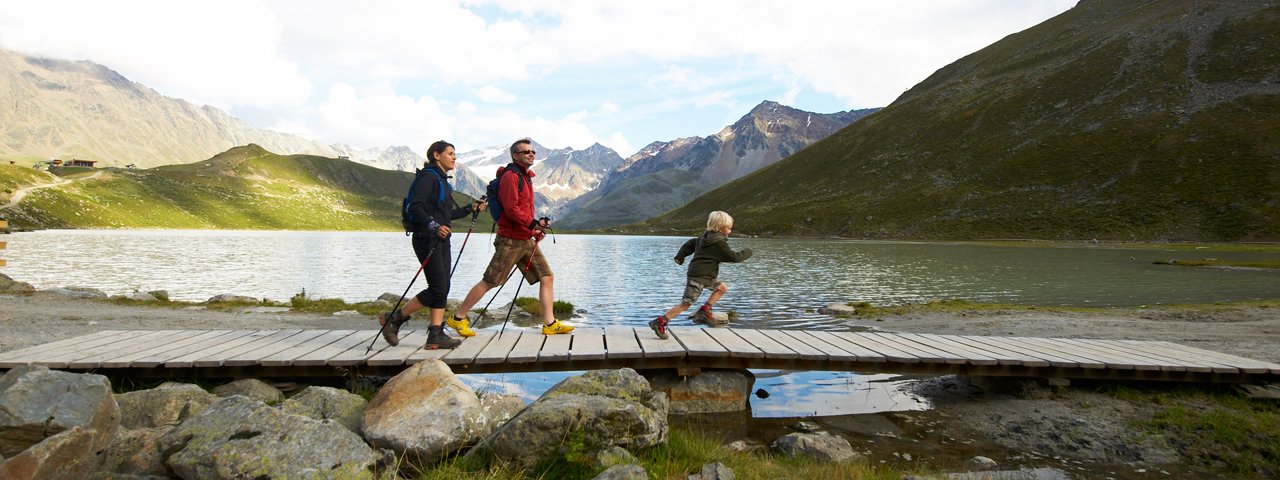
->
<box><xmin>450</xmin><ymin>138</ymin><xmax>575</xmax><ymax>335</ymax></box>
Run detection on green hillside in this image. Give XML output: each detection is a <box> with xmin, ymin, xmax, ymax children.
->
<box><xmin>639</xmin><ymin>1</ymin><xmax>1280</xmax><ymax>242</ymax></box>
<box><xmin>0</xmin><ymin>145</ymin><xmax>489</xmax><ymax>231</ymax></box>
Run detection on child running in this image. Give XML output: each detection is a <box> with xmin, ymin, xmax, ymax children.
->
<box><xmin>650</xmin><ymin>211</ymin><xmax>753</xmax><ymax>339</ymax></box>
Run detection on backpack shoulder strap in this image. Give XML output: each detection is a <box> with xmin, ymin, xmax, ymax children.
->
<box><xmin>503</xmin><ymin>164</ymin><xmax>527</xmax><ymax>192</ymax></box>
<box><xmin>420</xmin><ymin>168</ymin><xmax>447</xmax><ymax>203</ymax></box>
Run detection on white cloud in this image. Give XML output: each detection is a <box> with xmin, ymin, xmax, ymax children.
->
<box><xmin>475</xmin><ymin>85</ymin><xmax>517</xmax><ymax>103</ymax></box>
<box><xmin>314</xmin><ymin>83</ymin><xmax>452</xmax><ymax>152</ymax></box>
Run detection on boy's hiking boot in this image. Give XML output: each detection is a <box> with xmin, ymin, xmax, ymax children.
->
<box><xmin>649</xmin><ymin>316</ymin><xmax>669</xmax><ymax>340</ymax></box>
<box><xmin>425</xmin><ymin>325</ymin><xmax>462</xmax><ymax>349</ymax></box>
<box><xmin>542</xmin><ymin>320</ymin><xmax>575</xmax><ymax>335</ymax></box>
<box><xmin>447</xmin><ymin>315</ymin><xmax>476</xmax><ymax>337</ymax></box>
<box><xmin>378</xmin><ymin>310</ymin><xmax>407</xmax><ymax>346</ymax></box>
<box><xmin>690</xmin><ymin>305</ymin><xmax>713</xmax><ymax>325</ymax></box>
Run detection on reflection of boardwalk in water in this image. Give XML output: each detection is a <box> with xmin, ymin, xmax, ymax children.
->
<box><xmin>1</xmin><ymin>326</ymin><xmax>1277</xmax><ymax>385</ymax></box>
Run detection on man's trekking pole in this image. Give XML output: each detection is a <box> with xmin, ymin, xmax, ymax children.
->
<box><xmin>364</xmin><ymin>241</ymin><xmax>438</xmax><ymax>354</ymax></box>
<box><xmin>450</xmin><ymin>195</ymin><xmax>485</xmax><ymax>278</ymax></box>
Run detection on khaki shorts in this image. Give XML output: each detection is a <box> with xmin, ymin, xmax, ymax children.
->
<box><xmin>482</xmin><ymin>236</ymin><xmax>553</xmax><ymax>285</ymax></box>
<box><xmin>680</xmin><ymin>278</ymin><xmax>723</xmax><ymax>306</ymax></box>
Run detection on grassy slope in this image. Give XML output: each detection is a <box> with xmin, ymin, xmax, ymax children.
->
<box><xmin>639</xmin><ymin>1</ymin><xmax>1280</xmax><ymax>241</ymax></box>
<box><xmin>0</xmin><ymin>144</ymin><xmax>490</xmax><ymax>231</ymax></box>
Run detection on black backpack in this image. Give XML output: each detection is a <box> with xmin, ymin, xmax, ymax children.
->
<box><xmin>401</xmin><ymin>168</ymin><xmax>446</xmax><ymax>234</ymax></box>
<box><xmin>485</xmin><ymin>164</ymin><xmax>527</xmax><ymax>223</ymax></box>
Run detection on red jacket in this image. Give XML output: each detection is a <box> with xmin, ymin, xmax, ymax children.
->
<box><xmin>495</xmin><ymin>163</ymin><xmax>537</xmax><ymax>239</ymax></box>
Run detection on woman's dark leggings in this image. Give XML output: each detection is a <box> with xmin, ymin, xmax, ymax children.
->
<box><xmin>412</xmin><ymin>234</ymin><xmax>452</xmax><ymax>309</ymax></box>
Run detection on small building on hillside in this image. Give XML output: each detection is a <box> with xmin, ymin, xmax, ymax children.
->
<box><xmin>65</xmin><ymin>159</ymin><xmax>97</xmax><ymax>167</ymax></box>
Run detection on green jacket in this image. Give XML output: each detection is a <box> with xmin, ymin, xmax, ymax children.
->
<box><xmin>675</xmin><ymin>231</ymin><xmax>753</xmax><ymax>282</ymax></box>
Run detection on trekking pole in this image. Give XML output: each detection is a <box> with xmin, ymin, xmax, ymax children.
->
<box><xmin>449</xmin><ymin>195</ymin><xmax>486</xmax><ymax>278</ymax></box>
<box><xmin>499</xmin><ymin>235</ymin><xmax>545</xmax><ymax>336</ymax></box>
<box><xmin>364</xmin><ymin>240</ymin><xmax>439</xmax><ymax>354</ymax></box>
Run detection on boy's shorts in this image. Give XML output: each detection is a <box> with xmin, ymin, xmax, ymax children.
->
<box><xmin>482</xmin><ymin>236</ymin><xmax>553</xmax><ymax>285</ymax></box>
<box><xmin>680</xmin><ymin>278</ymin><xmax>723</xmax><ymax>306</ymax></box>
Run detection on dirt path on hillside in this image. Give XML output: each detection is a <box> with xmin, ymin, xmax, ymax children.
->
<box><xmin>0</xmin><ymin>170</ymin><xmax>101</xmax><ymax>210</ymax></box>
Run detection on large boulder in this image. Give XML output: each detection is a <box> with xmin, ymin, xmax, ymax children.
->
<box><xmin>645</xmin><ymin>369</ymin><xmax>754</xmax><ymax>414</ymax></box>
<box><xmin>212</xmin><ymin>378</ymin><xmax>284</xmax><ymax>404</ymax></box>
<box><xmin>159</xmin><ymin>395</ymin><xmax>376</xmax><ymax>479</ymax></box>
<box><xmin>91</xmin><ymin>427</ymin><xmax>171</xmax><ymax>478</ymax></box>
<box><xmin>0</xmin><ymin>426</ymin><xmax>101</xmax><ymax>480</ymax></box>
<box><xmin>45</xmin><ymin>286</ymin><xmax>107</xmax><ymax>299</ymax></box>
<box><xmin>0</xmin><ymin>366</ymin><xmax>120</xmax><ymax>457</ymax></box>
<box><xmin>592</xmin><ymin>463</ymin><xmax>649</xmax><ymax>480</ymax></box>
<box><xmin>361</xmin><ymin>360</ymin><xmax>493</xmax><ymax>465</ymax></box>
<box><xmin>115</xmin><ymin>383</ymin><xmax>218</xmax><ymax>429</ymax></box>
<box><xmin>280</xmin><ymin>386</ymin><xmax>367</xmax><ymax>434</ymax></box>
<box><xmin>479</xmin><ymin>393</ymin><xmax>525</xmax><ymax>425</ymax></box>
<box><xmin>469</xmin><ymin>368</ymin><xmax>668</xmax><ymax>469</ymax></box>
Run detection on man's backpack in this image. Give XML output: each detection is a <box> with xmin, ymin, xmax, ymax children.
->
<box><xmin>485</xmin><ymin>164</ymin><xmax>527</xmax><ymax>223</ymax></box>
<box><xmin>401</xmin><ymin>168</ymin><xmax>446</xmax><ymax>234</ymax></box>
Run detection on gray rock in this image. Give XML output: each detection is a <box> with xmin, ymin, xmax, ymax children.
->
<box><xmin>205</xmin><ymin>293</ymin><xmax>259</xmax><ymax>304</ymax></box>
<box><xmin>159</xmin><ymin>395</ymin><xmax>376</xmax><ymax>479</ymax></box>
<box><xmin>689</xmin><ymin>461</ymin><xmax>735</xmax><ymax>480</ymax></box>
<box><xmin>971</xmin><ymin>455</ymin><xmax>998</xmax><ymax>469</ymax></box>
<box><xmin>594</xmin><ymin>445</ymin><xmax>638</xmax><ymax>469</ymax></box>
<box><xmin>817</xmin><ymin>303</ymin><xmax>859</xmax><ymax>316</ymax></box>
<box><xmin>377</xmin><ymin>292</ymin><xmax>401</xmax><ymax>303</ymax></box>
<box><xmin>0</xmin><ymin>366</ymin><xmax>120</xmax><ymax>457</ymax></box>
<box><xmin>240</xmin><ymin>306</ymin><xmax>291</xmax><ymax>314</ymax></box>
<box><xmin>361</xmin><ymin>360</ymin><xmax>493</xmax><ymax>465</ymax></box>
<box><xmin>280</xmin><ymin>386</ymin><xmax>367</xmax><ymax>433</ymax></box>
<box><xmin>791</xmin><ymin>421</ymin><xmax>821</xmax><ymax>433</ymax></box>
<box><xmin>771</xmin><ymin>432</ymin><xmax>858</xmax><ymax>463</ymax></box>
<box><xmin>469</xmin><ymin>368</ymin><xmax>668</xmax><ymax>469</ymax></box>
<box><xmin>647</xmin><ymin>369</ymin><xmax>754</xmax><ymax>414</ymax></box>
<box><xmin>723</xmin><ymin>440</ymin><xmax>759</xmax><ymax>453</ymax></box>
<box><xmin>47</xmin><ymin>286</ymin><xmax>108</xmax><ymax>299</ymax></box>
<box><xmin>479</xmin><ymin>393</ymin><xmax>525</xmax><ymax>425</ymax></box>
<box><xmin>0</xmin><ymin>273</ymin><xmax>34</xmax><ymax>294</ymax></box>
<box><xmin>115</xmin><ymin>383</ymin><xmax>217</xmax><ymax>429</ymax></box>
<box><xmin>0</xmin><ymin>426</ymin><xmax>102</xmax><ymax>479</ymax></box>
<box><xmin>125</xmin><ymin>292</ymin><xmax>158</xmax><ymax>301</ymax></box>
<box><xmin>146</xmin><ymin>290</ymin><xmax>170</xmax><ymax>302</ymax></box>
<box><xmin>92</xmin><ymin>427</ymin><xmax>170</xmax><ymax>477</ymax></box>
<box><xmin>212</xmin><ymin>378</ymin><xmax>284</xmax><ymax>404</ymax></box>
<box><xmin>333</xmin><ymin>309</ymin><xmax>361</xmax><ymax>316</ymax></box>
<box><xmin>593</xmin><ymin>463</ymin><xmax>648</xmax><ymax>480</ymax></box>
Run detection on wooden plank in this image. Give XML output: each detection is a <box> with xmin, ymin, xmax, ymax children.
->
<box><xmin>701</xmin><ymin>328</ymin><xmax>764</xmax><ymax>359</ymax></box>
<box><xmin>288</xmin><ymin>330</ymin><xmax>367</xmax><ymax>366</ymax></box>
<box><xmin>178</xmin><ymin>330</ymin><xmax>289</xmax><ymax>368</ymax></box>
<box><xmin>604</xmin><ymin>326</ymin><xmax>644</xmax><ymax>359</ymax></box>
<box><xmin>539</xmin><ymin>330</ymin><xmax>573</xmax><ymax>362</ymax></box>
<box><xmin>790</xmin><ymin>331</ymin><xmax>864</xmax><ymax>362</ymax></box>
<box><xmin>1137</xmin><ymin>340</ymin><xmax>1280</xmax><ymax>374</ymax></box>
<box><xmin>366</xmin><ymin>330</ymin><xmax>427</xmax><ymax>366</ymax></box>
<box><xmin>39</xmin><ymin>330</ymin><xmax>175</xmax><ymax>368</ymax></box>
<box><xmin>639</xmin><ymin>327</ymin><xmax>688</xmax><ymax>358</ymax></box>
<box><xmin>833</xmin><ymin>333</ymin><xmax>922</xmax><ymax>363</ymax></box>
<box><xmin>196</xmin><ymin>330</ymin><xmax>303</xmax><ymax>367</ymax></box>
<box><xmin>959</xmin><ymin>335</ymin><xmax>1081</xmax><ymax>368</ymax></box>
<box><xmin>0</xmin><ymin>259</ymin><xmax>6</xmax><ymax>267</ymax></box>
<box><xmin>862</xmin><ymin>333</ymin><xmax>957</xmax><ymax>363</ymax></box>
<box><xmin>0</xmin><ymin>241</ymin><xmax>6</xmax><ymax>249</ymax></box>
<box><xmin>670</xmin><ymin>327</ymin><xmax>729</xmax><ymax>357</ymax></box>
<box><xmin>772</xmin><ymin>330</ymin><xmax>829</xmax><ymax>361</ymax></box>
<box><xmin>932</xmin><ymin>334</ymin><xmax>1049</xmax><ymax>367</ymax></box>
<box><xmin>507</xmin><ymin>330</ymin><xmax>547</xmax><ymax>363</ymax></box>
<box><xmin>1051</xmin><ymin>338</ymin><xmax>1191</xmax><ymax>372</ymax></box>
<box><xmin>0</xmin><ymin>220</ymin><xmax>7</xmax><ymax>229</ymax></box>
<box><xmin>322</xmin><ymin>330</ymin><xmax>401</xmax><ymax>366</ymax></box>
<box><xmin>731</xmin><ymin>329</ymin><xmax>800</xmax><ymax>359</ymax></box>
<box><xmin>473</xmin><ymin>329</ymin><xmax>522</xmax><ymax>364</ymax></box>
<box><xmin>100</xmin><ymin>330</ymin><xmax>231</xmax><ymax>368</ymax></box>
<box><xmin>441</xmin><ymin>331</ymin><xmax>498</xmax><ymax>365</ymax></box>
<box><xmin>1000</xmin><ymin>337</ymin><xmax>1108</xmax><ymax>369</ymax></box>
<box><xmin>134</xmin><ymin>331</ymin><xmax>255</xmax><ymax>367</ymax></box>
<box><xmin>0</xmin><ymin>331</ymin><xmax>130</xmax><ymax>364</ymax></box>
<box><xmin>1095</xmin><ymin>340</ymin><xmax>1248</xmax><ymax>373</ymax></box>
<box><xmin>226</xmin><ymin>330</ymin><xmax>327</xmax><ymax>367</ymax></box>
<box><xmin>799</xmin><ymin>331</ymin><xmax>883</xmax><ymax>362</ymax></box>
<box><xmin>569</xmin><ymin>327</ymin><xmax>607</xmax><ymax>361</ymax></box>
<box><xmin>67</xmin><ymin>330</ymin><xmax>191</xmax><ymax>369</ymax></box>
<box><xmin>898</xmin><ymin>333</ymin><xmax>999</xmax><ymax>365</ymax></box>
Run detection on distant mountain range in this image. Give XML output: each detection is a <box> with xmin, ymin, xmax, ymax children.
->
<box><xmin>646</xmin><ymin>0</ymin><xmax>1280</xmax><ymax>242</ymax></box>
<box><xmin>458</xmin><ymin>140</ymin><xmax>624</xmax><ymax>216</ymax></box>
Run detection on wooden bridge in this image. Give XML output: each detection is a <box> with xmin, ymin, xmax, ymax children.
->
<box><xmin>1</xmin><ymin>327</ymin><xmax>1277</xmax><ymax>384</ymax></box>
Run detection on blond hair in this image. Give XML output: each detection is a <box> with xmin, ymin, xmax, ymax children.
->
<box><xmin>706</xmin><ymin>211</ymin><xmax>733</xmax><ymax>231</ymax></box>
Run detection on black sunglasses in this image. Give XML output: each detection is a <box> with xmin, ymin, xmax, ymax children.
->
<box><xmin>516</xmin><ymin>150</ymin><xmax>536</xmax><ymax>155</ymax></box>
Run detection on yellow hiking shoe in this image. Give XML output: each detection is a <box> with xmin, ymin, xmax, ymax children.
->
<box><xmin>447</xmin><ymin>315</ymin><xmax>476</xmax><ymax>337</ymax></box>
<box><xmin>542</xmin><ymin>319</ymin><xmax>575</xmax><ymax>335</ymax></box>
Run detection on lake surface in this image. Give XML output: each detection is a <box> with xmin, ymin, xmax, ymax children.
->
<box><xmin>5</xmin><ymin>230</ymin><xmax>1278</xmax><ymax>416</ymax></box>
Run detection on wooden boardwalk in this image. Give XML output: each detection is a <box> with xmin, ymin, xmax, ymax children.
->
<box><xmin>1</xmin><ymin>327</ymin><xmax>1277</xmax><ymax>383</ymax></box>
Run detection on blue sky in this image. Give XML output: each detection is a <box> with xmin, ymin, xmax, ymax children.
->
<box><xmin>0</xmin><ymin>1</ymin><xmax>1076</xmax><ymax>158</ymax></box>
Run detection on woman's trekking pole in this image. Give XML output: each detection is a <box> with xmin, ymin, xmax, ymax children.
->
<box><xmin>364</xmin><ymin>241</ymin><xmax>438</xmax><ymax>354</ymax></box>
<box><xmin>499</xmin><ymin>237</ymin><xmax>544</xmax><ymax>336</ymax></box>
<box><xmin>449</xmin><ymin>195</ymin><xmax>485</xmax><ymax>278</ymax></box>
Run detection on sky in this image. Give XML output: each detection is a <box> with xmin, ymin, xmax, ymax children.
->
<box><xmin>0</xmin><ymin>1</ymin><xmax>1076</xmax><ymax>158</ymax></box>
